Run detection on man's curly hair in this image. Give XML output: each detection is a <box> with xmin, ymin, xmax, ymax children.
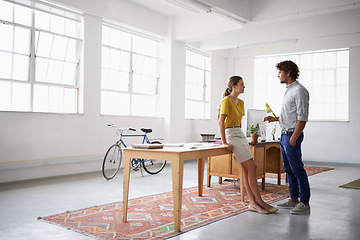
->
<box><xmin>276</xmin><ymin>60</ymin><xmax>300</xmax><ymax>80</ymax></box>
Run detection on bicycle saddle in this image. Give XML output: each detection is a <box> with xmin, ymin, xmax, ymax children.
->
<box><xmin>141</xmin><ymin>128</ymin><xmax>152</xmax><ymax>133</ymax></box>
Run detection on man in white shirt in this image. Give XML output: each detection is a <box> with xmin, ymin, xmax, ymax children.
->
<box><xmin>264</xmin><ymin>60</ymin><xmax>310</xmax><ymax>215</ymax></box>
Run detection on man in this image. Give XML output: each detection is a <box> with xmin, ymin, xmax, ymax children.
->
<box><xmin>264</xmin><ymin>60</ymin><xmax>310</xmax><ymax>215</ymax></box>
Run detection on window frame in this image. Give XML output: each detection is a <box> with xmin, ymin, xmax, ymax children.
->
<box><xmin>185</xmin><ymin>47</ymin><xmax>211</xmax><ymax>120</ymax></box>
<box><xmin>0</xmin><ymin>0</ymin><xmax>83</xmax><ymax>114</ymax></box>
<box><xmin>101</xmin><ymin>21</ymin><xmax>162</xmax><ymax>117</ymax></box>
<box><xmin>253</xmin><ymin>48</ymin><xmax>349</xmax><ymax>122</ymax></box>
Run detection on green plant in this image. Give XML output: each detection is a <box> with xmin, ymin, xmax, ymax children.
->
<box><xmin>248</xmin><ymin>124</ymin><xmax>259</xmax><ymax>135</ymax></box>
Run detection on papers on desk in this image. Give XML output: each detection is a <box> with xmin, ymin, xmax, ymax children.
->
<box><xmin>185</xmin><ymin>143</ymin><xmax>221</xmax><ymax>149</ymax></box>
<box><xmin>132</xmin><ymin>142</ymin><xmax>221</xmax><ymax>149</ymax></box>
<box><xmin>132</xmin><ymin>143</ymin><xmax>164</xmax><ymax>149</ymax></box>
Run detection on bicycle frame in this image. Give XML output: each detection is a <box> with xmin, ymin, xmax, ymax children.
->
<box><xmin>117</xmin><ymin>133</ymin><xmax>150</xmax><ymax>148</ymax></box>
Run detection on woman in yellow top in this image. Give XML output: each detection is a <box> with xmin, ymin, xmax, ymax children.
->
<box><xmin>219</xmin><ymin>76</ymin><xmax>278</xmax><ymax>214</ymax></box>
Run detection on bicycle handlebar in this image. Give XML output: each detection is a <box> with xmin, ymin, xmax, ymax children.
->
<box><xmin>107</xmin><ymin>123</ymin><xmax>136</xmax><ymax>132</ymax></box>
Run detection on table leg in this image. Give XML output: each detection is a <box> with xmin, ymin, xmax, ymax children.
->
<box><xmin>262</xmin><ymin>177</ymin><xmax>265</xmax><ymax>190</ymax></box>
<box><xmin>122</xmin><ymin>152</ymin><xmax>131</xmax><ymax>222</ymax></box>
<box><xmin>171</xmin><ymin>158</ymin><xmax>184</xmax><ymax>232</ymax></box>
<box><xmin>198</xmin><ymin>157</ymin><xmax>205</xmax><ymax>196</ymax></box>
<box><xmin>240</xmin><ymin>167</ymin><xmax>245</xmax><ymax>202</ymax></box>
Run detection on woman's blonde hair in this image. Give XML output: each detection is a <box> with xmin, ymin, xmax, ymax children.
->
<box><xmin>218</xmin><ymin>76</ymin><xmax>243</xmax><ymax>119</ymax></box>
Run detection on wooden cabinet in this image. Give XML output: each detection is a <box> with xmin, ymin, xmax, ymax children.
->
<box><xmin>207</xmin><ymin>142</ymin><xmax>282</xmax><ymax>201</ymax></box>
<box><xmin>264</xmin><ymin>142</ymin><xmax>285</xmax><ymax>185</ymax></box>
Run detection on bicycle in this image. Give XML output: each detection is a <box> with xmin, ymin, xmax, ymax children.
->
<box><xmin>102</xmin><ymin>124</ymin><xmax>167</xmax><ymax>180</ymax></box>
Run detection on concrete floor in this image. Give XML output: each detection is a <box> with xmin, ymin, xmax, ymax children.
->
<box><xmin>0</xmin><ymin>160</ymin><xmax>359</xmax><ymax>240</ymax></box>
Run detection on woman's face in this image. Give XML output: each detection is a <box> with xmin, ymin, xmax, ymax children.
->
<box><xmin>233</xmin><ymin>79</ymin><xmax>245</xmax><ymax>94</ymax></box>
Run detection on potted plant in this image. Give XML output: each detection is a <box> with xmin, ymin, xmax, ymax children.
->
<box><xmin>248</xmin><ymin>124</ymin><xmax>259</xmax><ymax>143</ymax></box>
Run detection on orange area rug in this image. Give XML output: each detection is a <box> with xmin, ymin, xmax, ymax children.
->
<box><xmin>39</xmin><ymin>182</ymin><xmax>289</xmax><ymax>239</ymax></box>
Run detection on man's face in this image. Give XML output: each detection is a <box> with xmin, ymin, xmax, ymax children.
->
<box><xmin>277</xmin><ymin>70</ymin><xmax>288</xmax><ymax>84</ymax></box>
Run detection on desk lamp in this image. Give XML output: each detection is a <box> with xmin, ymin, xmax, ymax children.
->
<box><xmin>265</xmin><ymin>103</ymin><xmax>277</xmax><ymax>140</ymax></box>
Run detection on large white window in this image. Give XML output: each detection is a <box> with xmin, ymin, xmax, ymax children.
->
<box><xmin>254</xmin><ymin>49</ymin><xmax>349</xmax><ymax>121</ymax></box>
<box><xmin>185</xmin><ymin>48</ymin><xmax>211</xmax><ymax>119</ymax></box>
<box><xmin>101</xmin><ymin>23</ymin><xmax>161</xmax><ymax>117</ymax></box>
<box><xmin>0</xmin><ymin>0</ymin><xmax>83</xmax><ymax>113</ymax></box>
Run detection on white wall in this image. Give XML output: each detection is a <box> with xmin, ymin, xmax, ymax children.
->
<box><xmin>227</xmin><ymin>34</ymin><xmax>360</xmax><ymax>164</ymax></box>
<box><xmin>0</xmin><ymin>0</ymin><xmax>230</xmax><ymax>183</ymax></box>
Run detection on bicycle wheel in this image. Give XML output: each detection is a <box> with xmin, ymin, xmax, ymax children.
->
<box><xmin>102</xmin><ymin>144</ymin><xmax>122</xmax><ymax>180</ymax></box>
<box><xmin>142</xmin><ymin>141</ymin><xmax>167</xmax><ymax>175</ymax></box>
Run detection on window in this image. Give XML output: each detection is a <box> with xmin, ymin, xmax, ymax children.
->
<box><xmin>0</xmin><ymin>0</ymin><xmax>83</xmax><ymax>113</ymax></box>
<box><xmin>254</xmin><ymin>49</ymin><xmax>349</xmax><ymax>121</ymax></box>
<box><xmin>185</xmin><ymin>48</ymin><xmax>211</xmax><ymax>119</ymax></box>
<box><xmin>101</xmin><ymin>23</ymin><xmax>161</xmax><ymax>117</ymax></box>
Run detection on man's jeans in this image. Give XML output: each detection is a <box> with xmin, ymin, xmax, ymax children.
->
<box><xmin>280</xmin><ymin>133</ymin><xmax>310</xmax><ymax>203</ymax></box>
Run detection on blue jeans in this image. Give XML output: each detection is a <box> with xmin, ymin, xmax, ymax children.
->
<box><xmin>280</xmin><ymin>133</ymin><xmax>310</xmax><ymax>203</ymax></box>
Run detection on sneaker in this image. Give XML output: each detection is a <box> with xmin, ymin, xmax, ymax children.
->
<box><xmin>290</xmin><ymin>203</ymin><xmax>310</xmax><ymax>215</ymax></box>
<box><xmin>275</xmin><ymin>199</ymin><xmax>298</xmax><ymax>209</ymax></box>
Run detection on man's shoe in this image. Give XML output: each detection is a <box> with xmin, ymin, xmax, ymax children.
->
<box><xmin>275</xmin><ymin>199</ymin><xmax>298</xmax><ymax>209</ymax></box>
<box><xmin>290</xmin><ymin>202</ymin><xmax>310</xmax><ymax>215</ymax></box>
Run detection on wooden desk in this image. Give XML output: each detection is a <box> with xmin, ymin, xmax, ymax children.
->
<box><xmin>122</xmin><ymin>145</ymin><xmax>231</xmax><ymax>232</ymax></box>
<box><xmin>207</xmin><ymin>141</ymin><xmax>284</xmax><ymax>201</ymax></box>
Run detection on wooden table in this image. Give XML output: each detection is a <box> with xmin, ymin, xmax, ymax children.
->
<box><xmin>207</xmin><ymin>141</ymin><xmax>284</xmax><ymax>201</ymax></box>
<box><xmin>122</xmin><ymin>145</ymin><xmax>231</xmax><ymax>232</ymax></box>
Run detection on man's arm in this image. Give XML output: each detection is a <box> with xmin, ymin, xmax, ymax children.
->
<box><xmin>290</xmin><ymin>120</ymin><xmax>306</xmax><ymax>147</ymax></box>
<box><xmin>263</xmin><ymin>116</ymin><xmax>279</xmax><ymax>122</ymax></box>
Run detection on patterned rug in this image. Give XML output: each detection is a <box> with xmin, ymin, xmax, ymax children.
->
<box><xmin>265</xmin><ymin>165</ymin><xmax>334</xmax><ymax>179</ymax></box>
<box><xmin>39</xmin><ymin>182</ymin><xmax>289</xmax><ymax>240</ymax></box>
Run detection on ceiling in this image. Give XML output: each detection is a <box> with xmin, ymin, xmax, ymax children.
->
<box><xmin>127</xmin><ymin>0</ymin><xmax>360</xmax><ymax>51</ymax></box>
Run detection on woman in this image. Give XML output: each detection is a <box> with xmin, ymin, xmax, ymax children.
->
<box><xmin>218</xmin><ymin>76</ymin><xmax>278</xmax><ymax>214</ymax></box>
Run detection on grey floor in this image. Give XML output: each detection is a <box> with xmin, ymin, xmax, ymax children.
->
<box><xmin>1</xmin><ymin>160</ymin><xmax>359</xmax><ymax>240</ymax></box>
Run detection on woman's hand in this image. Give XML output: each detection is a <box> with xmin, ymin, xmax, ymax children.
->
<box><xmin>224</xmin><ymin>143</ymin><xmax>234</xmax><ymax>151</ymax></box>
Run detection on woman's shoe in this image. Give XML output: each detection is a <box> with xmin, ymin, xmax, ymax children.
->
<box><xmin>248</xmin><ymin>205</ymin><xmax>269</xmax><ymax>214</ymax></box>
<box><xmin>268</xmin><ymin>207</ymin><xmax>278</xmax><ymax>213</ymax></box>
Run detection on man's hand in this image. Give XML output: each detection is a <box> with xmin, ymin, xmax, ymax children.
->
<box><xmin>289</xmin><ymin>136</ymin><xmax>296</xmax><ymax>147</ymax></box>
<box><xmin>264</xmin><ymin>116</ymin><xmax>279</xmax><ymax>122</ymax></box>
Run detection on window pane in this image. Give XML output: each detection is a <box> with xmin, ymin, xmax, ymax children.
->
<box><xmin>132</xmin><ymin>94</ymin><xmax>156</xmax><ymax>117</ymax></box>
<box><xmin>47</xmin><ymin>59</ymin><xmax>63</xmax><ymax>84</ymax></box>
<box><xmin>12</xmin><ymin>82</ymin><xmax>30</xmax><ymax>111</ymax></box>
<box><xmin>14</xmin><ymin>27</ymin><xmax>31</xmax><ymax>54</ymax></box>
<box><xmin>133</xmin><ymin>54</ymin><xmax>157</xmax><ymax>76</ymax></box>
<box><xmin>49</xmin><ymin>86</ymin><xmax>64</xmax><ymax>113</ymax></box>
<box><xmin>133</xmin><ymin>35</ymin><xmax>157</xmax><ymax>57</ymax></box>
<box><xmin>12</xmin><ymin>54</ymin><xmax>29</xmax><ymax>81</ymax></box>
<box><xmin>0</xmin><ymin>81</ymin><xmax>11</xmax><ymax>110</ymax></box>
<box><xmin>0</xmin><ymin>52</ymin><xmax>12</xmax><ymax>79</ymax></box>
<box><xmin>50</xmin><ymin>14</ymin><xmax>65</xmax><ymax>35</ymax></box>
<box><xmin>36</xmin><ymin>32</ymin><xmax>53</xmax><ymax>58</ymax></box>
<box><xmin>66</xmin><ymin>38</ymin><xmax>80</xmax><ymax>62</ymax></box>
<box><xmin>35</xmin><ymin>10</ymin><xmax>50</xmax><ymax>31</ymax></box>
<box><xmin>51</xmin><ymin>35</ymin><xmax>68</xmax><ymax>60</ymax></box>
<box><xmin>35</xmin><ymin>57</ymin><xmax>49</xmax><ymax>82</ymax></box>
<box><xmin>0</xmin><ymin>24</ymin><xmax>14</xmax><ymax>51</ymax></box>
<box><xmin>0</xmin><ymin>1</ymin><xmax>13</xmax><ymax>22</ymax></box>
<box><xmin>62</xmin><ymin>62</ymin><xmax>77</xmax><ymax>85</ymax></box>
<box><xmin>14</xmin><ymin>4</ymin><xmax>32</xmax><ymax>26</ymax></box>
<box><xmin>185</xmin><ymin>100</ymin><xmax>204</xmax><ymax>119</ymax></box>
<box><xmin>33</xmin><ymin>84</ymin><xmax>49</xmax><ymax>112</ymax></box>
<box><xmin>64</xmin><ymin>88</ymin><xmax>77</xmax><ymax>113</ymax></box>
<box><xmin>133</xmin><ymin>74</ymin><xmax>156</xmax><ymax>94</ymax></box>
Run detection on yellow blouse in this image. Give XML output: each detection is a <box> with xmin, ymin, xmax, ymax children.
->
<box><xmin>220</xmin><ymin>96</ymin><xmax>245</xmax><ymax>128</ymax></box>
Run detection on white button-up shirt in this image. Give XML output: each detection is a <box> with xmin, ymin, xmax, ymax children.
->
<box><xmin>279</xmin><ymin>81</ymin><xmax>309</xmax><ymax>130</ymax></box>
